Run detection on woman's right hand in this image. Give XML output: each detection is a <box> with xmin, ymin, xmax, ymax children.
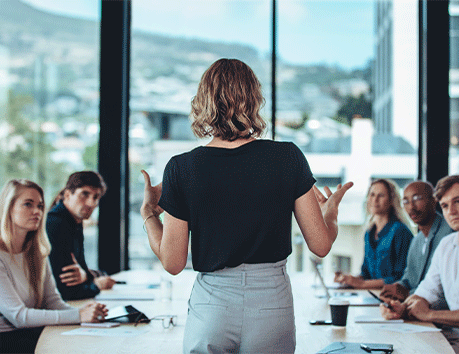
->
<box><xmin>79</xmin><ymin>302</ymin><xmax>108</xmax><ymax>323</ymax></box>
<box><xmin>140</xmin><ymin>170</ymin><xmax>164</xmax><ymax>219</ymax></box>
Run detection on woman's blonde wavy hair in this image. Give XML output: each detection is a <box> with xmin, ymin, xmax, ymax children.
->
<box><xmin>191</xmin><ymin>58</ymin><xmax>266</xmax><ymax>141</ymax></box>
<box><xmin>365</xmin><ymin>178</ymin><xmax>411</xmax><ymax>229</ymax></box>
<box><xmin>0</xmin><ymin>179</ymin><xmax>51</xmax><ymax>308</ymax></box>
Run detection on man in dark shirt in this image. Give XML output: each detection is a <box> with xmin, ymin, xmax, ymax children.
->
<box><xmin>47</xmin><ymin>171</ymin><xmax>115</xmax><ymax>300</ymax></box>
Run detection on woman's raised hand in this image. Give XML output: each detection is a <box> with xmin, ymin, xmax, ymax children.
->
<box><xmin>140</xmin><ymin>170</ymin><xmax>164</xmax><ymax>219</ymax></box>
<box><xmin>313</xmin><ymin>182</ymin><xmax>353</xmax><ymax>222</ymax></box>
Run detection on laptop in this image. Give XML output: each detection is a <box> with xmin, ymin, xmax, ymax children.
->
<box><xmin>310</xmin><ymin>258</ymin><xmax>380</xmax><ymax>307</ymax></box>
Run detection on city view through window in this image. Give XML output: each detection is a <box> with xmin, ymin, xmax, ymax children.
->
<box><xmin>1</xmin><ymin>0</ymin><xmax>424</xmax><ymax>278</ymax></box>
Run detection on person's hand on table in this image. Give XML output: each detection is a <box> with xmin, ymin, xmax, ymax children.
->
<box><xmin>334</xmin><ymin>271</ymin><xmax>343</xmax><ymax>283</ymax></box>
<box><xmin>380</xmin><ymin>283</ymin><xmax>409</xmax><ymax>302</ymax></box>
<box><xmin>94</xmin><ymin>276</ymin><xmax>116</xmax><ymax>290</ymax></box>
<box><xmin>140</xmin><ymin>170</ymin><xmax>164</xmax><ymax>220</ymax></box>
<box><xmin>60</xmin><ymin>253</ymin><xmax>88</xmax><ymax>286</ymax></box>
<box><xmin>334</xmin><ymin>272</ymin><xmax>364</xmax><ymax>288</ymax></box>
<box><xmin>79</xmin><ymin>302</ymin><xmax>108</xmax><ymax>323</ymax></box>
<box><xmin>380</xmin><ymin>299</ymin><xmax>407</xmax><ymax>320</ymax></box>
<box><xmin>406</xmin><ymin>295</ymin><xmax>432</xmax><ymax>321</ymax></box>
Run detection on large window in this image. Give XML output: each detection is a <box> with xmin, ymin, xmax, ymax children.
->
<box><xmin>278</xmin><ymin>0</ymin><xmax>418</xmax><ymax>277</ymax></box>
<box><xmin>0</xmin><ymin>0</ymin><xmax>100</xmax><ymax>267</ymax></box>
<box><xmin>129</xmin><ymin>0</ymin><xmax>270</xmax><ymax>269</ymax></box>
<box><xmin>128</xmin><ymin>0</ymin><xmax>419</xmax><ymax>274</ymax></box>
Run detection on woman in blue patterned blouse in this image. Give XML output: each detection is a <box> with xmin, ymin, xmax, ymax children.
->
<box><xmin>335</xmin><ymin>178</ymin><xmax>413</xmax><ymax>289</ymax></box>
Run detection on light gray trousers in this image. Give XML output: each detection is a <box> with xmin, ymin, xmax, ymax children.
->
<box><xmin>183</xmin><ymin>260</ymin><xmax>296</xmax><ymax>354</ymax></box>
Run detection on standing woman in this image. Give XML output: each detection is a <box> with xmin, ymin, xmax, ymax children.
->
<box><xmin>335</xmin><ymin>179</ymin><xmax>413</xmax><ymax>289</ymax></box>
<box><xmin>141</xmin><ymin>58</ymin><xmax>352</xmax><ymax>354</ymax></box>
<box><xmin>0</xmin><ymin>179</ymin><xmax>107</xmax><ymax>354</ymax></box>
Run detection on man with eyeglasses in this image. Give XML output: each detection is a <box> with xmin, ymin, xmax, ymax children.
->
<box><xmin>380</xmin><ymin>181</ymin><xmax>452</xmax><ymax>303</ymax></box>
<box><xmin>381</xmin><ymin>176</ymin><xmax>459</xmax><ymax>353</ymax></box>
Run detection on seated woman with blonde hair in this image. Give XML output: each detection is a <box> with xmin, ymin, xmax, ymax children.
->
<box><xmin>0</xmin><ymin>179</ymin><xmax>107</xmax><ymax>354</ymax></box>
<box><xmin>335</xmin><ymin>178</ymin><xmax>413</xmax><ymax>289</ymax></box>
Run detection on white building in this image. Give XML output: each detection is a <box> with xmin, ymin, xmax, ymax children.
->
<box><xmin>373</xmin><ymin>0</ymin><xmax>419</xmax><ymax>149</ymax></box>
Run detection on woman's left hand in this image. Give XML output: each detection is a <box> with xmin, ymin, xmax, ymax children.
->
<box><xmin>313</xmin><ymin>182</ymin><xmax>353</xmax><ymax>223</ymax></box>
<box><xmin>140</xmin><ymin>170</ymin><xmax>164</xmax><ymax>219</ymax></box>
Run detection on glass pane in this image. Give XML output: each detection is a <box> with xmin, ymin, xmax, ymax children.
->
<box><xmin>0</xmin><ymin>0</ymin><xmax>100</xmax><ymax>268</ymax></box>
<box><xmin>130</xmin><ymin>0</ymin><xmax>270</xmax><ymax>269</ymax></box>
<box><xmin>278</xmin><ymin>0</ymin><xmax>419</xmax><ymax>278</ymax></box>
<box><xmin>450</xmin><ymin>0</ymin><xmax>459</xmax><ymax>173</ymax></box>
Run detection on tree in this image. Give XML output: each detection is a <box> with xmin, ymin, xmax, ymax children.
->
<box><xmin>1</xmin><ymin>90</ymin><xmax>69</xmax><ymax>202</ymax></box>
<box><xmin>334</xmin><ymin>94</ymin><xmax>372</xmax><ymax>126</ymax></box>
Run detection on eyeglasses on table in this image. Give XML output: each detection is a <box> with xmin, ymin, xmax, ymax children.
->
<box><xmin>134</xmin><ymin>314</ymin><xmax>177</xmax><ymax>328</ymax></box>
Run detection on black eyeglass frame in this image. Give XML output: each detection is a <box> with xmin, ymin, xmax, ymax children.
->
<box><xmin>134</xmin><ymin>314</ymin><xmax>177</xmax><ymax>328</ymax></box>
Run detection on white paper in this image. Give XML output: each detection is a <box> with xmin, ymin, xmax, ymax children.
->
<box><xmin>61</xmin><ymin>327</ymin><xmax>149</xmax><ymax>337</ymax></box>
<box><xmin>95</xmin><ymin>285</ymin><xmax>156</xmax><ymax>300</ymax></box>
<box><xmin>354</xmin><ymin>315</ymin><xmax>403</xmax><ymax>323</ymax></box>
<box><xmin>371</xmin><ymin>323</ymin><xmax>442</xmax><ymax>333</ymax></box>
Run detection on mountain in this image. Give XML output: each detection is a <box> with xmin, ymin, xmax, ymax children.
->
<box><xmin>0</xmin><ymin>0</ymin><xmax>99</xmax><ymax>45</ymax></box>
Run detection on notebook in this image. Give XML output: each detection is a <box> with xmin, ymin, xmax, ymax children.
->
<box><xmin>310</xmin><ymin>258</ymin><xmax>380</xmax><ymax>307</ymax></box>
<box><xmin>105</xmin><ymin>305</ymin><xmax>149</xmax><ymax>323</ymax></box>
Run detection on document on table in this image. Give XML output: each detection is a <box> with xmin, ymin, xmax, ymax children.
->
<box><xmin>95</xmin><ymin>285</ymin><xmax>157</xmax><ymax>300</ymax></box>
<box><xmin>354</xmin><ymin>315</ymin><xmax>403</xmax><ymax>323</ymax></box>
<box><xmin>365</xmin><ymin>323</ymin><xmax>442</xmax><ymax>333</ymax></box>
<box><xmin>62</xmin><ymin>327</ymin><xmax>149</xmax><ymax>337</ymax></box>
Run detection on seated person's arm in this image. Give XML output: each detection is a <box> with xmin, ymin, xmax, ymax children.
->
<box><xmin>407</xmin><ymin>297</ymin><xmax>459</xmax><ymax>327</ymax></box>
<box><xmin>334</xmin><ymin>272</ymin><xmax>385</xmax><ymax>289</ymax></box>
<box><xmin>380</xmin><ymin>282</ymin><xmax>410</xmax><ymax>302</ymax></box>
<box><xmin>382</xmin><ymin>244</ymin><xmax>446</xmax><ymax>322</ymax></box>
<box><xmin>0</xmin><ymin>259</ymin><xmax>80</xmax><ymax>327</ymax></box>
<box><xmin>93</xmin><ymin>276</ymin><xmax>116</xmax><ymax>290</ymax></box>
<box><xmin>41</xmin><ymin>260</ymin><xmax>74</xmax><ymax>310</ymax></box>
<box><xmin>381</xmin><ymin>295</ymin><xmax>459</xmax><ymax>327</ymax></box>
<box><xmin>47</xmin><ymin>215</ymin><xmax>100</xmax><ymax>300</ymax></box>
<box><xmin>334</xmin><ymin>255</ymin><xmax>384</xmax><ymax>289</ymax></box>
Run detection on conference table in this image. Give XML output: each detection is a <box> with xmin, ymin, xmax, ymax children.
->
<box><xmin>35</xmin><ymin>269</ymin><xmax>454</xmax><ymax>354</ymax></box>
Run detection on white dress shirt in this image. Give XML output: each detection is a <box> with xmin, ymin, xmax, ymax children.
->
<box><xmin>415</xmin><ymin>232</ymin><xmax>459</xmax><ymax>310</ymax></box>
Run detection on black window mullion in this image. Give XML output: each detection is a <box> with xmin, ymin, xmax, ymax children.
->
<box><xmin>98</xmin><ymin>0</ymin><xmax>131</xmax><ymax>273</ymax></box>
<box><xmin>418</xmin><ymin>0</ymin><xmax>450</xmax><ymax>186</ymax></box>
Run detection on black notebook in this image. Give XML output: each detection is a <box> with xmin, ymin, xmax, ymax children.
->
<box><xmin>105</xmin><ymin>305</ymin><xmax>149</xmax><ymax>323</ymax></box>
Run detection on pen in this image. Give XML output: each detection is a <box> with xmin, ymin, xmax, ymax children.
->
<box><xmin>360</xmin><ymin>344</ymin><xmax>372</xmax><ymax>353</ymax></box>
<box><xmin>115</xmin><ymin>281</ymin><xmax>127</xmax><ymax>284</ymax></box>
<box><xmin>367</xmin><ymin>290</ymin><xmax>394</xmax><ymax>310</ymax></box>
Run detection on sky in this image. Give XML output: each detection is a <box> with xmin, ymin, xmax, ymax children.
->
<box><xmin>21</xmin><ymin>0</ymin><xmax>374</xmax><ymax>70</ymax></box>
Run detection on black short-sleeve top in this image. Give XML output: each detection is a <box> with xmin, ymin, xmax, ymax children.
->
<box><xmin>158</xmin><ymin>139</ymin><xmax>316</xmax><ymax>272</ymax></box>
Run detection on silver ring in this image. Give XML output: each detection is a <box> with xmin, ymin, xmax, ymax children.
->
<box><xmin>97</xmin><ymin>315</ymin><xmax>102</xmax><ymax>320</ymax></box>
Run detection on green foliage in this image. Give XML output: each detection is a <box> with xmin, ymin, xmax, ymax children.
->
<box><xmin>83</xmin><ymin>142</ymin><xmax>98</xmax><ymax>171</ymax></box>
<box><xmin>334</xmin><ymin>94</ymin><xmax>372</xmax><ymax>126</ymax></box>
<box><xmin>1</xmin><ymin>90</ymin><xmax>70</xmax><ymax>203</ymax></box>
